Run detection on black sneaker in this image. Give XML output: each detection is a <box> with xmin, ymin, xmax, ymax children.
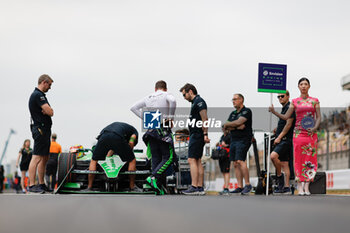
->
<box><xmin>27</xmin><ymin>185</ymin><xmax>45</xmax><ymax>194</ymax></box>
<box><xmin>273</xmin><ymin>186</ymin><xmax>284</xmax><ymax>195</ymax></box>
<box><xmin>197</xmin><ymin>187</ymin><xmax>206</xmax><ymax>196</ymax></box>
<box><xmin>146</xmin><ymin>176</ymin><xmax>164</xmax><ymax>195</ymax></box>
<box><xmin>39</xmin><ymin>184</ymin><xmax>53</xmax><ymax>193</ymax></box>
<box><xmin>241</xmin><ymin>184</ymin><xmax>252</xmax><ymax>195</ymax></box>
<box><xmin>276</xmin><ymin>174</ymin><xmax>285</xmax><ymax>190</ymax></box>
<box><xmin>230</xmin><ymin>187</ymin><xmax>243</xmax><ymax>194</ymax></box>
<box><xmin>182</xmin><ymin>186</ymin><xmax>198</xmax><ymax>195</ymax></box>
<box><xmin>282</xmin><ymin>187</ymin><xmax>292</xmax><ymax>195</ymax></box>
<box><xmin>219</xmin><ymin>188</ymin><xmax>230</xmax><ymax>195</ymax></box>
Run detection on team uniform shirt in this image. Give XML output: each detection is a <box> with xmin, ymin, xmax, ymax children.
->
<box><xmin>29</xmin><ymin>88</ymin><xmax>52</xmax><ymax>156</ymax></box>
<box><xmin>227</xmin><ymin>106</ymin><xmax>253</xmax><ymax>140</ymax></box>
<box><xmin>28</xmin><ymin>88</ymin><xmax>52</xmax><ymax>128</ymax></box>
<box><xmin>130</xmin><ymin>90</ymin><xmax>176</xmax><ymax>120</ymax></box>
<box><xmin>219</xmin><ymin>134</ymin><xmax>231</xmax><ymax>148</ymax></box>
<box><xmin>99</xmin><ymin>122</ymin><xmax>139</xmax><ymax>145</ymax></box>
<box><xmin>49</xmin><ymin>141</ymin><xmax>62</xmax><ymax>155</ymax></box>
<box><xmin>275</xmin><ymin>102</ymin><xmax>296</xmax><ymax>141</ymax></box>
<box><xmin>93</xmin><ymin>122</ymin><xmax>138</xmax><ymax>162</ymax></box>
<box><xmin>189</xmin><ymin>95</ymin><xmax>207</xmax><ymax>135</ymax></box>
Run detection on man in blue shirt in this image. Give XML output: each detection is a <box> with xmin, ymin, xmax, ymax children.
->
<box><xmin>180</xmin><ymin>83</ymin><xmax>210</xmax><ymax>195</ymax></box>
<box><xmin>28</xmin><ymin>74</ymin><xmax>54</xmax><ymax>193</ymax></box>
<box><xmin>224</xmin><ymin>94</ymin><xmax>253</xmax><ymax>195</ymax></box>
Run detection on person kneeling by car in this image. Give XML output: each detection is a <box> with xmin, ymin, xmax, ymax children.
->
<box><xmin>85</xmin><ymin>122</ymin><xmax>141</xmax><ymax>192</ymax></box>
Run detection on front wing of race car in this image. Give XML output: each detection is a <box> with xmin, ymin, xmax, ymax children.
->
<box><xmin>55</xmin><ymin>148</ymin><xmax>161</xmax><ymax>194</ymax></box>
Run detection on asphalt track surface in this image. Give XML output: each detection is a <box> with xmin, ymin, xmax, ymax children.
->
<box><xmin>0</xmin><ymin>193</ymin><xmax>349</xmax><ymax>233</ymax></box>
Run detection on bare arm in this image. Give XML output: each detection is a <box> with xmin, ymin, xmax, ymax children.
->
<box><xmin>274</xmin><ymin>118</ymin><xmax>294</xmax><ymax>145</ymax></box>
<box><xmin>309</xmin><ymin>103</ymin><xmax>321</xmax><ymax>133</ymax></box>
<box><xmin>199</xmin><ymin>109</ymin><xmax>210</xmax><ymax>143</ymax></box>
<box><xmin>269</xmin><ymin>102</ymin><xmax>294</xmax><ymax>120</ymax></box>
<box><xmin>128</xmin><ymin>134</ymin><xmax>137</xmax><ymax>149</ymax></box>
<box><xmin>221</xmin><ymin>141</ymin><xmax>229</xmax><ymax>147</ymax></box>
<box><xmin>41</xmin><ymin>103</ymin><xmax>54</xmax><ymax>117</ymax></box>
<box><xmin>16</xmin><ymin>152</ymin><xmax>22</xmax><ymax>167</ymax></box>
<box><xmin>224</xmin><ymin>116</ymin><xmax>247</xmax><ymax>130</ymax></box>
<box><xmin>106</xmin><ymin>150</ymin><xmax>114</xmax><ymax>157</ymax></box>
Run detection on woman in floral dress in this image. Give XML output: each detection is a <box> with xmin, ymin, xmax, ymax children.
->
<box><xmin>269</xmin><ymin>78</ymin><xmax>321</xmax><ymax>195</ymax></box>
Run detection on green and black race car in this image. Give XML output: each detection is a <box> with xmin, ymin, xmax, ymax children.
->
<box><xmin>56</xmin><ymin>145</ymin><xmax>177</xmax><ymax>194</ymax></box>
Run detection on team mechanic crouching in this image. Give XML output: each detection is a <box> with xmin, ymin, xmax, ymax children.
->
<box><xmin>84</xmin><ymin>122</ymin><xmax>141</xmax><ymax>192</ymax></box>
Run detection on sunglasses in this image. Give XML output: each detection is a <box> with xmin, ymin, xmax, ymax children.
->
<box><xmin>277</xmin><ymin>95</ymin><xmax>285</xmax><ymax>99</ymax></box>
<box><xmin>183</xmin><ymin>92</ymin><xmax>187</xmax><ymax>97</ymax></box>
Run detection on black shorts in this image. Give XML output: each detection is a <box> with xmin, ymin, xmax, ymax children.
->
<box><xmin>272</xmin><ymin>140</ymin><xmax>292</xmax><ymax>162</ymax></box>
<box><xmin>229</xmin><ymin>139</ymin><xmax>251</xmax><ymax>162</ymax></box>
<box><xmin>218</xmin><ymin>157</ymin><xmax>230</xmax><ymax>173</ymax></box>
<box><xmin>188</xmin><ymin>133</ymin><xmax>205</xmax><ymax>159</ymax></box>
<box><xmin>92</xmin><ymin>132</ymin><xmax>135</xmax><ymax>162</ymax></box>
<box><xmin>32</xmin><ymin>126</ymin><xmax>51</xmax><ymax>156</ymax></box>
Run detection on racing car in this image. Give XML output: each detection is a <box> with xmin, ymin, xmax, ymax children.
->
<box><xmin>56</xmin><ymin>145</ymin><xmax>177</xmax><ymax>194</ymax></box>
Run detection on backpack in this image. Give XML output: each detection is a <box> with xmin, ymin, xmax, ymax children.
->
<box><xmin>211</xmin><ymin>148</ymin><xmax>229</xmax><ymax>160</ymax></box>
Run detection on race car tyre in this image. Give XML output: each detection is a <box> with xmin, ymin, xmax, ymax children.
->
<box><xmin>57</xmin><ymin>152</ymin><xmax>76</xmax><ymax>186</ymax></box>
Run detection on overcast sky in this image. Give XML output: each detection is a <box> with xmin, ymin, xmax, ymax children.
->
<box><xmin>1</xmin><ymin>0</ymin><xmax>350</xmax><ymax>165</ymax></box>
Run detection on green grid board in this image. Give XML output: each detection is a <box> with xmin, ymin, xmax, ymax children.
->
<box><xmin>258</xmin><ymin>88</ymin><xmax>287</xmax><ymax>94</ymax></box>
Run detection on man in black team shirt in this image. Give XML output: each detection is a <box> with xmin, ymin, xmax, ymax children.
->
<box><xmin>271</xmin><ymin>91</ymin><xmax>295</xmax><ymax>194</ymax></box>
<box><xmin>224</xmin><ymin>94</ymin><xmax>253</xmax><ymax>195</ymax></box>
<box><xmin>85</xmin><ymin>122</ymin><xmax>140</xmax><ymax>192</ymax></box>
<box><xmin>28</xmin><ymin>74</ymin><xmax>54</xmax><ymax>194</ymax></box>
<box><xmin>180</xmin><ymin>83</ymin><xmax>210</xmax><ymax>195</ymax></box>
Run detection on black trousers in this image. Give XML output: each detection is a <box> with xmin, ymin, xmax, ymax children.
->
<box><xmin>46</xmin><ymin>154</ymin><xmax>58</xmax><ymax>190</ymax></box>
<box><xmin>148</xmin><ymin>138</ymin><xmax>173</xmax><ymax>180</ymax></box>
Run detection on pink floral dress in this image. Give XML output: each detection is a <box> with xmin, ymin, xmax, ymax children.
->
<box><xmin>292</xmin><ymin>96</ymin><xmax>319</xmax><ymax>182</ymax></box>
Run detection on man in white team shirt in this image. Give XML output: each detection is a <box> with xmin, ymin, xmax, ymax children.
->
<box><xmin>131</xmin><ymin>80</ymin><xmax>177</xmax><ymax>194</ymax></box>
